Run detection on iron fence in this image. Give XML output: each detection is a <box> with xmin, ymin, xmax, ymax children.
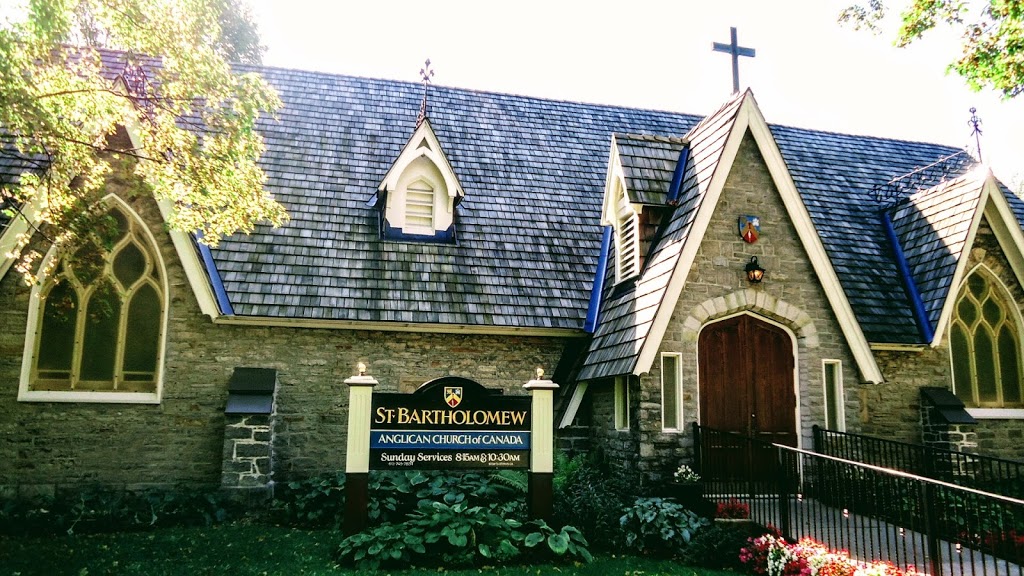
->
<box><xmin>813</xmin><ymin>425</ymin><xmax>1024</xmax><ymax>499</ymax></box>
<box><xmin>693</xmin><ymin>424</ymin><xmax>1024</xmax><ymax>576</ymax></box>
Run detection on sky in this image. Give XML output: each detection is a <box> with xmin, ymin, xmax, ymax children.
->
<box><xmin>248</xmin><ymin>0</ymin><xmax>1023</xmax><ymax>187</ymax></box>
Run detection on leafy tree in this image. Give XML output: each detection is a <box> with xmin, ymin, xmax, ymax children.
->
<box><xmin>840</xmin><ymin>1</ymin><xmax>1024</xmax><ymax>98</ymax></box>
<box><xmin>0</xmin><ymin>0</ymin><xmax>285</xmax><ymax>282</ymax></box>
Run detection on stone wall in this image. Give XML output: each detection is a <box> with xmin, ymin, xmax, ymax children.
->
<box><xmin>865</xmin><ymin>217</ymin><xmax>1024</xmax><ymax>458</ymax></box>
<box><xmin>0</xmin><ymin>189</ymin><xmax>570</xmax><ymax>498</ymax></box>
<box><xmin>590</xmin><ymin>132</ymin><xmax>865</xmax><ymax>484</ymax></box>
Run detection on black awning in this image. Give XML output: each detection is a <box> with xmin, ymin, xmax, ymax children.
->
<box><xmin>225</xmin><ymin>368</ymin><xmax>278</xmax><ymax>415</ymax></box>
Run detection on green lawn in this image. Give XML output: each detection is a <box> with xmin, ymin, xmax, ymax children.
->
<box><xmin>0</xmin><ymin>524</ymin><xmax>736</xmax><ymax>576</ymax></box>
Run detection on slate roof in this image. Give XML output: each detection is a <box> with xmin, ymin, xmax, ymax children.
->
<box><xmin>890</xmin><ymin>170</ymin><xmax>986</xmax><ymax>331</ymax></box>
<box><xmin>615</xmin><ymin>134</ymin><xmax>687</xmax><ymax>206</ymax></box>
<box><xmin>772</xmin><ymin>129</ymin><xmax>992</xmax><ymax>344</ymax></box>
<box><xmin>209</xmin><ymin>66</ymin><xmax>697</xmax><ymax>329</ymax></box>
<box><xmin>579</xmin><ymin>93</ymin><xmax>746</xmax><ymax>380</ymax></box>
<box><xmin>4</xmin><ymin>51</ymin><xmax>1023</xmax><ymax>348</ymax></box>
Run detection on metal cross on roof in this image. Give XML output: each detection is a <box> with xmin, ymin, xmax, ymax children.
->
<box><xmin>417</xmin><ymin>58</ymin><xmax>435</xmax><ymax>127</ymax></box>
<box><xmin>713</xmin><ymin>27</ymin><xmax>756</xmax><ymax>94</ymax></box>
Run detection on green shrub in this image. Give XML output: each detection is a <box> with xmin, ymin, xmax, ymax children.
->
<box><xmin>552</xmin><ymin>453</ymin><xmax>635</xmax><ymax>550</ymax></box>
<box><xmin>520</xmin><ymin>519</ymin><xmax>594</xmax><ymax>563</ymax></box>
<box><xmin>336</xmin><ymin>501</ymin><xmax>593</xmax><ymax>570</ymax></box>
<box><xmin>681</xmin><ymin>520</ymin><xmax>773</xmax><ymax>569</ymax></box>
<box><xmin>0</xmin><ymin>487</ymin><xmax>240</xmax><ymax>536</ymax></box>
<box><xmin>275</xmin><ymin>471</ymin><xmax>347</xmax><ymax>528</ymax></box>
<box><xmin>619</xmin><ymin>496</ymin><xmax>709</xmax><ymax>556</ymax></box>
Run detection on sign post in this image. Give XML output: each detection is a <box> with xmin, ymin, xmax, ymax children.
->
<box><xmin>343</xmin><ymin>368</ymin><xmax>556</xmax><ymax>534</ymax></box>
<box><xmin>524</xmin><ymin>369</ymin><xmax>558</xmax><ymax>521</ymax></box>
<box><xmin>343</xmin><ymin>364</ymin><xmax>377</xmax><ymax>535</ymax></box>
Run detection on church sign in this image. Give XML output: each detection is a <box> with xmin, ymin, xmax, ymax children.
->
<box><xmin>369</xmin><ymin>377</ymin><xmax>531</xmax><ymax>470</ymax></box>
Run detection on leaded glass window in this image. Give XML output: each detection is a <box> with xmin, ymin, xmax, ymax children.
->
<box><xmin>950</xmin><ymin>270</ymin><xmax>1023</xmax><ymax>408</ymax></box>
<box><xmin>31</xmin><ymin>205</ymin><xmax>164</xmax><ymax>393</ymax></box>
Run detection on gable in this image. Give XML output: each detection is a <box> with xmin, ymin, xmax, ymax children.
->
<box><xmin>581</xmin><ymin>91</ymin><xmax>884</xmax><ymax>384</ymax></box>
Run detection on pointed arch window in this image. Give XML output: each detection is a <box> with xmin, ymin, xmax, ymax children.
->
<box><xmin>950</xmin><ymin>269</ymin><xmax>1023</xmax><ymax>408</ymax></box>
<box><xmin>22</xmin><ymin>203</ymin><xmax>166</xmax><ymax>401</ymax></box>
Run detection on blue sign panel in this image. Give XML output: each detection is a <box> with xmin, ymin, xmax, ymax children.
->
<box><xmin>370</xmin><ymin>377</ymin><xmax>531</xmax><ymax>470</ymax></box>
<box><xmin>370</xmin><ymin>431</ymin><xmax>531</xmax><ymax>450</ymax></box>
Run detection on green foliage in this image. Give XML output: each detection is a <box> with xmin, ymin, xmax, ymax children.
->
<box><xmin>337</xmin><ymin>500</ymin><xmax>595</xmax><ymax>570</ymax></box>
<box><xmin>839</xmin><ymin>0</ymin><xmax>1024</xmax><ymax>98</ymax></box>
<box><xmin>0</xmin><ymin>487</ymin><xmax>240</xmax><ymax>536</ymax></box>
<box><xmin>0</xmin><ymin>0</ymin><xmax>286</xmax><ymax>283</ymax></box>
<box><xmin>1</xmin><ymin>524</ymin><xmax>730</xmax><ymax>576</ymax></box>
<box><xmin>521</xmin><ymin>519</ymin><xmax>594</xmax><ymax>563</ymax></box>
<box><xmin>553</xmin><ymin>453</ymin><xmax>636</xmax><ymax>550</ymax></box>
<box><xmin>274</xmin><ymin>471</ymin><xmax>346</xmax><ymax>528</ymax></box>
<box><xmin>619</xmin><ymin>496</ymin><xmax>710</xmax><ymax>556</ymax></box>
<box><xmin>681</xmin><ymin>521</ymin><xmax>774</xmax><ymax>570</ymax></box>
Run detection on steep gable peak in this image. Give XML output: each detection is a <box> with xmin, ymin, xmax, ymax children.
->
<box><xmin>377</xmin><ymin>118</ymin><xmax>464</xmax><ymax>241</ymax></box>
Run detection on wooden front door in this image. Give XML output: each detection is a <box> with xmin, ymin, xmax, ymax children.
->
<box><xmin>699</xmin><ymin>314</ymin><xmax>797</xmax><ymax>448</ymax></box>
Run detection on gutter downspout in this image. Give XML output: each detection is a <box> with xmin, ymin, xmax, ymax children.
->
<box><xmin>880</xmin><ymin>211</ymin><xmax>933</xmax><ymax>343</ymax></box>
<box><xmin>584</xmin><ymin>226</ymin><xmax>613</xmax><ymax>333</ymax></box>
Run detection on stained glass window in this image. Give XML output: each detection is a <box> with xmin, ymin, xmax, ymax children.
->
<box><xmin>950</xmin><ymin>269</ymin><xmax>1023</xmax><ymax>408</ymax></box>
<box><xmin>31</xmin><ymin>205</ymin><xmax>163</xmax><ymax>394</ymax></box>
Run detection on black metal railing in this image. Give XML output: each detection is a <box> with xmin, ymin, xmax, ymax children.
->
<box><xmin>813</xmin><ymin>426</ymin><xmax>1024</xmax><ymax>499</ymax></box>
<box><xmin>693</xmin><ymin>424</ymin><xmax>1024</xmax><ymax>576</ymax></box>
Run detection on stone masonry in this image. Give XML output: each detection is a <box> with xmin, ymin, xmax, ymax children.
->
<box><xmin>221</xmin><ymin>414</ymin><xmax>275</xmax><ymax>500</ymax></box>
<box><xmin>0</xmin><ymin>184</ymin><xmax>571</xmax><ymax>498</ymax></box>
<box><xmin>589</xmin><ymin>132</ymin><xmax>864</xmax><ymax>484</ymax></box>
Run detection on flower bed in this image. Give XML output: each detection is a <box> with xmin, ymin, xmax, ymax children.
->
<box><xmin>740</xmin><ymin>535</ymin><xmax>926</xmax><ymax>576</ymax></box>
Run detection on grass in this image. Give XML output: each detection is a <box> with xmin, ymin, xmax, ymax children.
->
<box><xmin>0</xmin><ymin>523</ymin><xmax>738</xmax><ymax>576</ymax></box>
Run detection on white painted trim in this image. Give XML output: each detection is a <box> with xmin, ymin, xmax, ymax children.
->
<box><xmin>156</xmin><ymin>199</ymin><xmax>220</xmax><ymax>319</ymax></box>
<box><xmin>557</xmin><ymin>381</ymin><xmax>588</xmax><ymax>429</ymax></box>
<box><xmin>694</xmin><ymin>311</ymin><xmax>803</xmax><ymax>450</ymax></box>
<box><xmin>213</xmin><ymin>313</ymin><xmax>588</xmax><ymax>337</ymax></box>
<box><xmin>614</xmin><ymin>375</ymin><xmax>630</xmax><ymax>431</ymax></box>
<box><xmin>966</xmin><ymin>408</ymin><xmax>1024</xmax><ymax>419</ymax></box>
<box><xmin>822</xmin><ymin>359</ymin><xmax>846</xmax><ymax>432</ymax></box>
<box><xmin>600</xmin><ymin>136</ymin><xmax>623</xmax><ymax>227</ymax></box>
<box><xmin>633</xmin><ymin>92</ymin><xmax>884</xmax><ymax>384</ymax></box>
<box><xmin>660</xmin><ymin>352</ymin><xmax>683</xmax><ymax>432</ymax></box>
<box><xmin>984</xmin><ymin>180</ymin><xmax>1024</xmax><ymax>290</ymax></box>
<box><xmin>869</xmin><ymin>343</ymin><xmax>929</xmax><ymax>352</ymax></box>
<box><xmin>378</xmin><ymin>118</ymin><xmax>464</xmax><ymax>200</ymax></box>
<box><xmin>0</xmin><ymin>196</ymin><xmax>43</xmax><ymax>281</ymax></box>
<box><xmin>930</xmin><ymin>169</ymin><xmax>993</xmax><ymax>346</ymax></box>
<box><xmin>18</xmin><ymin>390</ymin><xmax>161</xmax><ymax>404</ymax></box>
<box><xmin>18</xmin><ymin>195</ymin><xmax>169</xmax><ymax>404</ymax></box>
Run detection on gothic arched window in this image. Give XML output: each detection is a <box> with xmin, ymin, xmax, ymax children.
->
<box><xmin>21</xmin><ymin>202</ymin><xmax>166</xmax><ymax>402</ymax></box>
<box><xmin>950</xmin><ymin>269</ymin><xmax>1024</xmax><ymax>408</ymax></box>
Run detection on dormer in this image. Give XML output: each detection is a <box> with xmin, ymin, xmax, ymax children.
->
<box><xmin>601</xmin><ymin>133</ymin><xmax>688</xmax><ymax>285</ymax></box>
<box><xmin>376</xmin><ymin>118</ymin><xmax>464</xmax><ymax>242</ymax></box>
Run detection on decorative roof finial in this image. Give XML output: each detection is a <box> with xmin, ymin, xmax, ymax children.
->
<box><xmin>968</xmin><ymin>107</ymin><xmax>983</xmax><ymax>162</ymax></box>
<box><xmin>417</xmin><ymin>58</ymin><xmax>435</xmax><ymax>127</ymax></box>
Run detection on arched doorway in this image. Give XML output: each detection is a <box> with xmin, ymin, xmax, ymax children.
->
<box><xmin>699</xmin><ymin>314</ymin><xmax>798</xmax><ymax>447</ymax></box>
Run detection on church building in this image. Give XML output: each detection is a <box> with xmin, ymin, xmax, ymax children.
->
<box><xmin>1</xmin><ymin>53</ymin><xmax>1022</xmax><ymax>499</ymax></box>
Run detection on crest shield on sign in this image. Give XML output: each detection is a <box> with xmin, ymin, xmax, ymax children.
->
<box><xmin>444</xmin><ymin>386</ymin><xmax>463</xmax><ymax>408</ymax></box>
